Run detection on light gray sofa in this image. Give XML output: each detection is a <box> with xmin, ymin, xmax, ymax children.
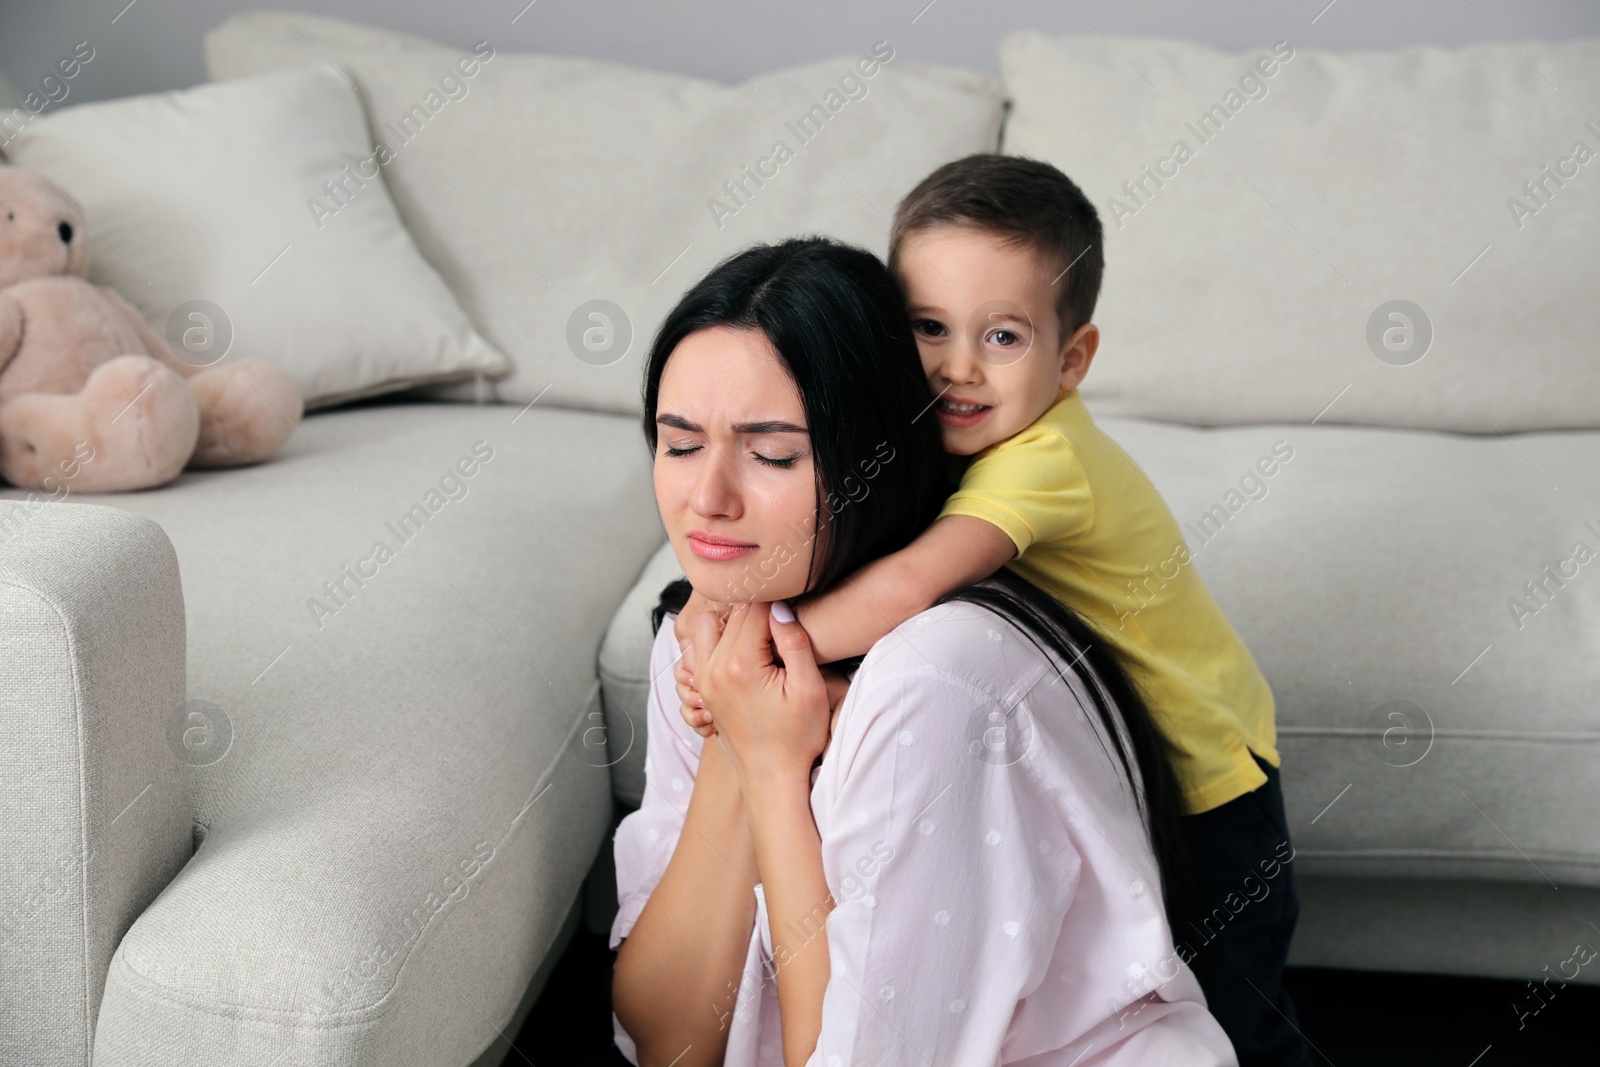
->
<box><xmin>4</xmin><ymin>9</ymin><xmax>1599</xmax><ymax>1067</ymax></box>
<box><xmin>2</xmin><ymin>403</ymin><xmax>663</xmax><ymax>1064</ymax></box>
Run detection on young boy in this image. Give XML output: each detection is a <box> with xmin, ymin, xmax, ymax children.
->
<box><xmin>673</xmin><ymin>153</ymin><xmax>1312</xmax><ymax>1067</ymax></box>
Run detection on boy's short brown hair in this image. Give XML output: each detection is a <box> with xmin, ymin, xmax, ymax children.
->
<box><xmin>888</xmin><ymin>153</ymin><xmax>1104</xmax><ymax>340</ymax></box>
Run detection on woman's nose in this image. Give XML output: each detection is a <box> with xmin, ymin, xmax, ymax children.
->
<box><xmin>58</xmin><ymin>220</ymin><xmax>73</xmax><ymax>244</ymax></box>
<box><xmin>689</xmin><ymin>447</ymin><xmax>742</xmax><ymax>519</ymax></box>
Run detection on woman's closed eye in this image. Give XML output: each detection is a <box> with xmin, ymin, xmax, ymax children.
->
<box><xmin>661</xmin><ymin>442</ymin><xmax>803</xmax><ymax>468</ymax></box>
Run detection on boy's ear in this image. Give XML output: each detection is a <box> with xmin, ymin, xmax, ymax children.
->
<box><xmin>1058</xmin><ymin>322</ymin><xmax>1099</xmax><ymax>391</ymax></box>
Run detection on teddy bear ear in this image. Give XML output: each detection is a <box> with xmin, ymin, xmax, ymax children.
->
<box><xmin>0</xmin><ymin>163</ymin><xmax>83</xmax><ymax>217</ymax></box>
<box><xmin>53</xmin><ymin>184</ymin><xmax>87</xmax><ymax>219</ymax></box>
<box><xmin>26</xmin><ymin>170</ymin><xmax>87</xmax><ymax>218</ymax></box>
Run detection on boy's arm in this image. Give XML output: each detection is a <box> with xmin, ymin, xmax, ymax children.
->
<box><xmin>795</xmin><ymin>514</ymin><xmax>1016</xmax><ymax>664</ymax></box>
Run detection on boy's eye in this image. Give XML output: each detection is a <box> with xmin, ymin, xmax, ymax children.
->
<box><xmin>987</xmin><ymin>329</ymin><xmax>1022</xmax><ymax>347</ymax></box>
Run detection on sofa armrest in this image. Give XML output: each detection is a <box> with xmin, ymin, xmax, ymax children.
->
<box><xmin>0</xmin><ymin>500</ymin><xmax>191</xmax><ymax>1065</ymax></box>
<box><xmin>597</xmin><ymin>538</ymin><xmax>681</xmax><ymax>809</ymax></box>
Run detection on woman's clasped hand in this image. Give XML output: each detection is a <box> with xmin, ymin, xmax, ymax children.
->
<box><xmin>686</xmin><ymin>601</ymin><xmax>831</xmax><ymax>792</ymax></box>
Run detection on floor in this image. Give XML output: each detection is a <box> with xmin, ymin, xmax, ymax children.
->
<box><xmin>510</xmin><ymin>926</ymin><xmax>1600</xmax><ymax>1066</ymax></box>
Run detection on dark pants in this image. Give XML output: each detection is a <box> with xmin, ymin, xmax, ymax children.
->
<box><xmin>1178</xmin><ymin>752</ymin><xmax>1316</xmax><ymax>1067</ymax></box>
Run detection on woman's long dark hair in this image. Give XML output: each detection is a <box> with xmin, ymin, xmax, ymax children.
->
<box><xmin>643</xmin><ymin>235</ymin><xmax>949</xmax><ymax>637</ymax></box>
<box><xmin>642</xmin><ymin>236</ymin><xmax>1200</xmax><ymax>961</ymax></box>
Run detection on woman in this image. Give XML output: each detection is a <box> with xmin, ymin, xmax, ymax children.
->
<box><xmin>609</xmin><ymin>237</ymin><xmax>1235</xmax><ymax>1066</ymax></box>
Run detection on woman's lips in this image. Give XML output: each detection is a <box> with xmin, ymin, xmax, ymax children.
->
<box><xmin>687</xmin><ymin>531</ymin><xmax>759</xmax><ymax>561</ymax></box>
<box><xmin>936</xmin><ymin>397</ymin><xmax>992</xmax><ymax>429</ymax></box>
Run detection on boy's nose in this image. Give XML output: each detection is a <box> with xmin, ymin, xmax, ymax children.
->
<box><xmin>939</xmin><ymin>342</ymin><xmax>984</xmax><ymax>385</ymax></box>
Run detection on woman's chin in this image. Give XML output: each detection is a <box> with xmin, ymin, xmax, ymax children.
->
<box><xmin>683</xmin><ymin>567</ymin><xmax>802</xmax><ymax>608</ymax></box>
<box><xmin>680</xmin><ymin>561</ymin><xmax>741</xmax><ymax>604</ymax></box>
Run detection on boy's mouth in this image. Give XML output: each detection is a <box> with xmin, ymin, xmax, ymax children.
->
<box><xmin>936</xmin><ymin>397</ymin><xmax>992</xmax><ymax>429</ymax></box>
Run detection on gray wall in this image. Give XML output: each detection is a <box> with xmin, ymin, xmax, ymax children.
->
<box><xmin>2</xmin><ymin>0</ymin><xmax>1598</xmax><ymax>111</ymax></box>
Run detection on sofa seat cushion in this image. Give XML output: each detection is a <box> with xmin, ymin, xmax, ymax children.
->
<box><xmin>1</xmin><ymin>401</ymin><xmax>662</xmax><ymax>1064</ymax></box>
<box><xmin>601</xmin><ymin>417</ymin><xmax>1600</xmax><ymax>890</ymax></box>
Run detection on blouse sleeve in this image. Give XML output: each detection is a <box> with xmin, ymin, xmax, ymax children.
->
<box><xmin>806</xmin><ymin>663</ymin><xmax>1082</xmax><ymax>1066</ymax></box>
<box><xmin>609</xmin><ymin>613</ymin><xmax>703</xmax><ymax>950</ymax></box>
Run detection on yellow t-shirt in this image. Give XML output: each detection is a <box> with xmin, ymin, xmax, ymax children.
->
<box><xmin>938</xmin><ymin>388</ymin><xmax>1279</xmax><ymax>815</ymax></box>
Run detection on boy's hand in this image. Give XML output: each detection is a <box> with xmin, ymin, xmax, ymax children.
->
<box><xmin>672</xmin><ymin>588</ymin><xmax>719</xmax><ymax>646</ymax></box>
<box><xmin>675</xmin><ymin>599</ymin><xmax>850</xmax><ymax>745</ymax></box>
<box><xmin>675</xmin><ymin>646</ymin><xmax>715</xmax><ymax>738</ymax></box>
<box><xmin>674</xmin><ymin>591</ymin><xmax>722</xmax><ymax>738</ymax></box>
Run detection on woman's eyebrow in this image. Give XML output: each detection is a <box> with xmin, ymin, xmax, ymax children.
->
<box><xmin>655</xmin><ymin>414</ymin><xmax>807</xmax><ymax>434</ymax></box>
<box><xmin>732</xmin><ymin>419</ymin><xmax>807</xmax><ymax>434</ymax></box>
<box><xmin>656</xmin><ymin>413</ymin><xmax>699</xmax><ymax>432</ymax></box>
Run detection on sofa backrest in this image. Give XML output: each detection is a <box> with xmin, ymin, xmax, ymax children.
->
<box><xmin>1001</xmin><ymin>33</ymin><xmax>1600</xmax><ymax>433</ymax></box>
<box><xmin>204</xmin><ymin>11</ymin><xmax>1007</xmax><ymax>417</ymax></box>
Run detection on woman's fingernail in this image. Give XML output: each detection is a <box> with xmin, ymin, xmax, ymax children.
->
<box><xmin>770</xmin><ymin>600</ymin><xmax>795</xmax><ymax>624</ymax></box>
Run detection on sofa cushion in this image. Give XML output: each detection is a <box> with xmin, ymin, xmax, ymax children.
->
<box><xmin>0</xmin><ymin>401</ymin><xmax>663</xmax><ymax>1064</ymax></box>
<box><xmin>1000</xmin><ymin>33</ymin><xmax>1600</xmax><ymax>433</ymax></box>
<box><xmin>4</xmin><ymin>66</ymin><xmax>509</xmax><ymax>409</ymax></box>
<box><xmin>600</xmin><ymin>416</ymin><xmax>1600</xmax><ymax>890</ymax></box>
<box><xmin>204</xmin><ymin>10</ymin><xmax>1006</xmax><ymax>416</ymax></box>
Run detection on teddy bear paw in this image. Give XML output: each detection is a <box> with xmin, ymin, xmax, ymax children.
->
<box><xmin>187</xmin><ymin>359</ymin><xmax>304</xmax><ymax>468</ymax></box>
<box><xmin>0</xmin><ymin>354</ymin><xmax>198</xmax><ymax>493</ymax></box>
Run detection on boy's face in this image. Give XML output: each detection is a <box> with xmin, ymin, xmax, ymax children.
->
<box><xmin>897</xmin><ymin>224</ymin><xmax>1097</xmax><ymax>456</ymax></box>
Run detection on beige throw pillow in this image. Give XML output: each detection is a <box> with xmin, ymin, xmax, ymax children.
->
<box><xmin>5</xmin><ymin>65</ymin><xmax>509</xmax><ymax>409</ymax></box>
